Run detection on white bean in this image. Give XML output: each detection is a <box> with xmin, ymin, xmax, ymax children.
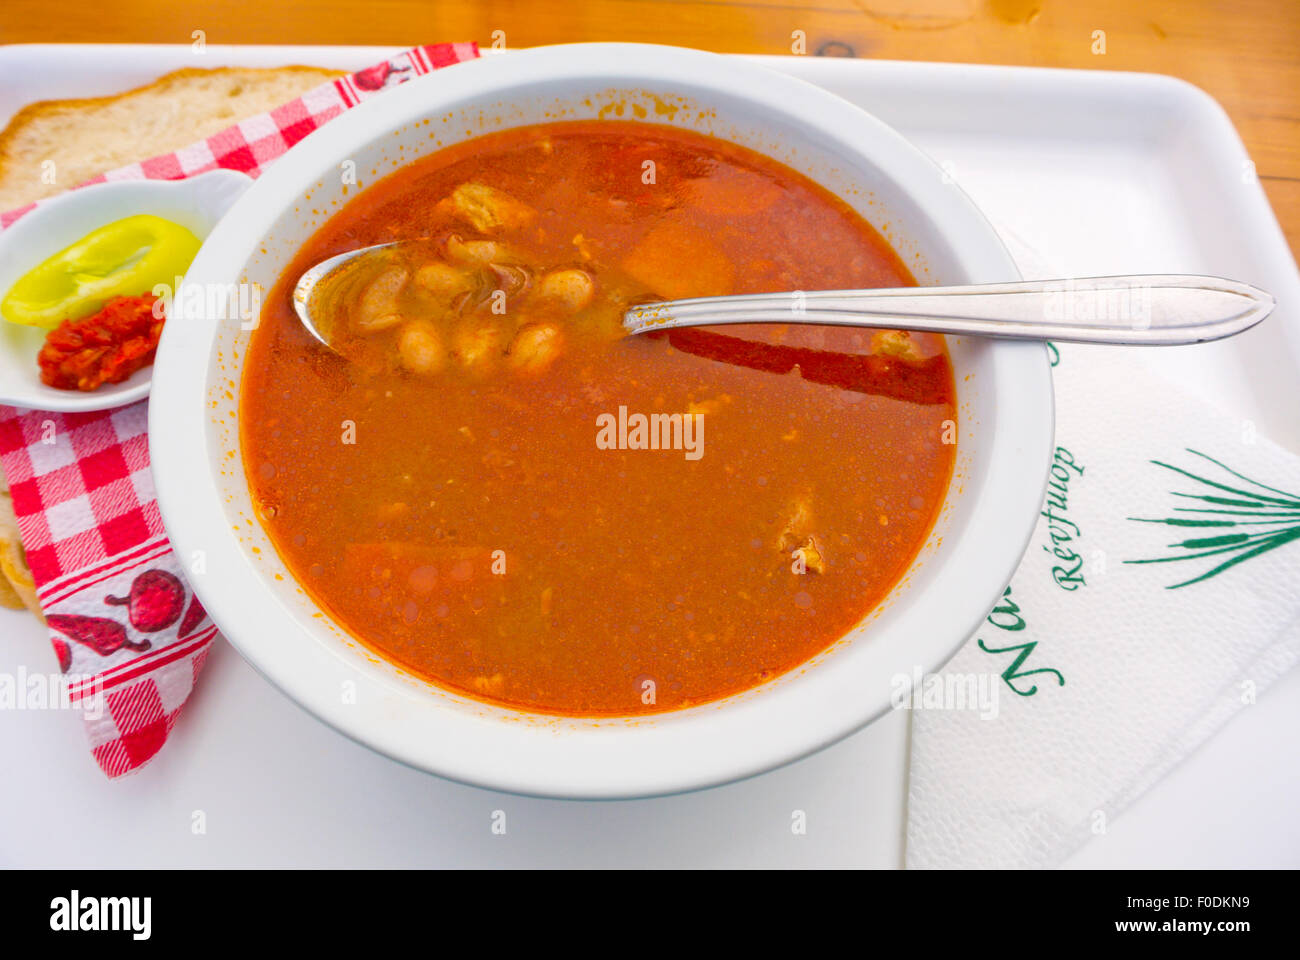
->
<box><xmin>455</xmin><ymin>320</ymin><xmax>507</xmax><ymax>372</ymax></box>
<box><xmin>413</xmin><ymin>261</ymin><xmax>475</xmax><ymax>304</ymax></box>
<box><xmin>507</xmin><ymin>322</ymin><xmax>564</xmax><ymax>373</ymax></box>
<box><xmin>354</xmin><ymin>266</ymin><xmax>408</xmax><ymax>333</ymax></box>
<box><xmin>397</xmin><ymin>320</ymin><xmax>445</xmax><ymax>375</ymax></box>
<box><xmin>535</xmin><ymin>269</ymin><xmax>594</xmax><ymax>313</ymax></box>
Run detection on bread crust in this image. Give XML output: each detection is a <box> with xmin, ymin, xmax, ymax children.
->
<box><xmin>0</xmin><ymin>468</ymin><xmax>40</xmax><ymax>619</ymax></box>
<box><xmin>0</xmin><ymin>64</ymin><xmax>343</xmax><ymax>210</ymax></box>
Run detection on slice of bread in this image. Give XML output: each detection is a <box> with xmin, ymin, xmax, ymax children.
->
<box><xmin>0</xmin><ymin>467</ymin><xmax>40</xmax><ymax>618</ymax></box>
<box><xmin>0</xmin><ymin>65</ymin><xmax>343</xmax><ymax>211</ymax></box>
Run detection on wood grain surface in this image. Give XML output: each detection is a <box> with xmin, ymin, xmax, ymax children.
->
<box><xmin>2</xmin><ymin>0</ymin><xmax>1296</xmax><ymax>254</ymax></box>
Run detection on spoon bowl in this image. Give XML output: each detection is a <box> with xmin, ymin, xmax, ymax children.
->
<box><xmin>292</xmin><ymin>241</ymin><xmax>405</xmax><ymax>349</ymax></box>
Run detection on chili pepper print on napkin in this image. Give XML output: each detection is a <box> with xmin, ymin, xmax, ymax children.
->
<box><xmin>0</xmin><ymin>404</ymin><xmax>219</xmax><ymax>776</ymax></box>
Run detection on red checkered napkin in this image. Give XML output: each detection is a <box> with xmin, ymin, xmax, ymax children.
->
<box><xmin>0</xmin><ymin>42</ymin><xmax>480</xmax><ymax>777</ymax></box>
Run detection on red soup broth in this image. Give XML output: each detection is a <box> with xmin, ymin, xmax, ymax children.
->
<box><xmin>240</xmin><ymin>120</ymin><xmax>956</xmax><ymax>715</ymax></box>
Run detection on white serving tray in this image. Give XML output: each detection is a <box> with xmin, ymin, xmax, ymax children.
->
<box><xmin>1</xmin><ymin>45</ymin><xmax>1297</xmax><ymax>869</ymax></box>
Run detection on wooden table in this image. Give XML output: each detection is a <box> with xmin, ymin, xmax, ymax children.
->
<box><xmin>2</xmin><ymin>0</ymin><xmax>1297</xmax><ymax>254</ymax></box>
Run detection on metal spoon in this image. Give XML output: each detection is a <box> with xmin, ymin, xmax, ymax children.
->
<box><xmin>293</xmin><ymin>242</ymin><xmax>403</xmax><ymax>347</ymax></box>
<box><xmin>622</xmin><ymin>275</ymin><xmax>1274</xmax><ymax>345</ymax></box>
<box><xmin>296</xmin><ymin>246</ymin><xmax>1272</xmax><ymax>348</ymax></box>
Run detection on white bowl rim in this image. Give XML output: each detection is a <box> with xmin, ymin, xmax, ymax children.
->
<box><xmin>151</xmin><ymin>43</ymin><xmax>1053</xmax><ymax>798</ymax></box>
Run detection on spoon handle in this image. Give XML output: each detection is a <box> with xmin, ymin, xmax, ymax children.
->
<box><xmin>623</xmin><ymin>275</ymin><xmax>1275</xmax><ymax>345</ymax></box>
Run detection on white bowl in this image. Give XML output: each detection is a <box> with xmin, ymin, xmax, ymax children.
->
<box><xmin>150</xmin><ymin>43</ymin><xmax>1053</xmax><ymax>798</ymax></box>
<box><xmin>0</xmin><ymin>170</ymin><xmax>252</xmax><ymax>412</ymax></box>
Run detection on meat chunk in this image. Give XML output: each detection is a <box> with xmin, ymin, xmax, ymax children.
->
<box><xmin>442</xmin><ymin>183</ymin><xmax>535</xmax><ymax>233</ymax></box>
<box><xmin>792</xmin><ymin>536</ymin><xmax>826</xmax><ymax>574</ymax></box>
<box><xmin>776</xmin><ymin>497</ymin><xmax>827</xmax><ymax>572</ymax></box>
<box><xmin>776</xmin><ymin>496</ymin><xmax>815</xmax><ymax>553</ymax></box>
<box><xmin>870</xmin><ymin>330</ymin><xmax>925</xmax><ymax>362</ymax></box>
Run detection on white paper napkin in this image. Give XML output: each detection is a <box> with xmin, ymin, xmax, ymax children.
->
<box><xmin>904</xmin><ymin>237</ymin><xmax>1300</xmax><ymax>868</ymax></box>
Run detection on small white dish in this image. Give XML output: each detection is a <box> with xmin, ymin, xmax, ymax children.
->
<box><xmin>151</xmin><ymin>44</ymin><xmax>1054</xmax><ymax>798</ymax></box>
<box><xmin>0</xmin><ymin>169</ymin><xmax>252</xmax><ymax>412</ymax></box>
